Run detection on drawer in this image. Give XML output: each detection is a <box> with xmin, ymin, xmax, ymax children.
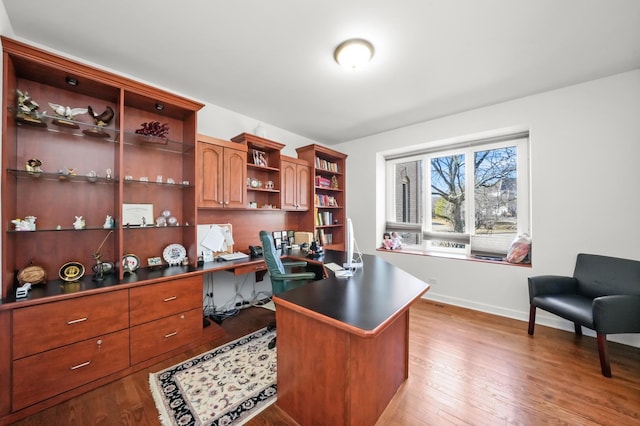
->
<box><xmin>13</xmin><ymin>290</ymin><xmax>129</xmax><ymax>359</ymax></box>
<box><xmin>129</xmin><ymin>276</ymin><xmax>202</xmax><ymax>326</ymax></box>
<box><xmin>233</xmin><ymin>262</ymin><xmax>267</xmax><ymax>276</ymax></box>
<box><xmin>130</xmin><ymin>308</ymin><xmax>202</xmax><ymax>365</ymax></box>
<box><xmin>12</xmin><ymin>329</ymin><xmax>129</xmax><ymax>411</ymax></box>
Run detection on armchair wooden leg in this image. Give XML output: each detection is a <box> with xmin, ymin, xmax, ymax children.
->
<box><xmin>574</xmin><ymin>323</ymin><xmax>582</xmax><ymax>336</ymax></box>
<box><xmin>528</xmin><ymin>305</ymin><xmax>536</xmax><ymax>335</ymax></box>
<box><xmin>597</xmin><ymin>332</ymin><xmax>612</xmax><ymax>377</ymax></box>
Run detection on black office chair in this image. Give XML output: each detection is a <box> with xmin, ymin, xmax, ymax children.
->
<box><xmin>259</xmin><ymin>230</ymin><xmax>315</xmax><ymax>348</ymax></box>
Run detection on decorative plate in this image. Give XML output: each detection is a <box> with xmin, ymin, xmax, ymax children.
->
<box><xmin>163</xmin><ymin>243</ymin><xmax>186</xmax><ymax>266</ymax></box>
<box><xmin>59</xmin><ymin>261</ymin><xmax>85</xmax><ymax>282</ymax></box>
<box><xmin>122</xmin><ymin>254</ymin><xmax>140</xmax><ymax>273</ymax></box>
<box><xmin>250</xmin><ymin>178</ymin><xmax>260</xmax><ymax>188</ymax></box>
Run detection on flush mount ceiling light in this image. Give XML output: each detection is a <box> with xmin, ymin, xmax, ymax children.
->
<box><xmin>334</xmin><ymin>38</ymin><xmax>374</xmax><ymax>70</ymax></box>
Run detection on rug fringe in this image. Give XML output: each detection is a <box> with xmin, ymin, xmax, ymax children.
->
<box><xmin>149</xmin><ymin>372</ymin><xmax>175</xmax><ymax>426</ymax></box>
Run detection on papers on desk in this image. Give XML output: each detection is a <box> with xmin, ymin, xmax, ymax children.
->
<box><xmin>201</xmin><ymin>224</ymin><xmax>234</xmax><ymax>252</ymax></box>
<box><xmin>334</xmin><ymin>269</ymin><xmax>353</xmax><ymax>278</ymax></box>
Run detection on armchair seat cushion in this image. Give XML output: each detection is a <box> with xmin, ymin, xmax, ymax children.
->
<box><xmin>532</xmin><ymin>294</ymin><xmax>594</xmax><ymax>328</ymax></box>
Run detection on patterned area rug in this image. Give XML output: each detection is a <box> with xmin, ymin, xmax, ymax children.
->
<box><xmin>149</xmin><ymin>327</ymin><xmax>277</xmax><ymax>426</ymax></box>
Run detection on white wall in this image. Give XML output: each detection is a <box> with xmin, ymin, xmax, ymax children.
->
<box><xmin>335</xmin><ymin>69</ymin><xmax>640</xmax><ymax>348</ymax></box>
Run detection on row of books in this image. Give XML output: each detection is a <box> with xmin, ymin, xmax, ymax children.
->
<box><xmin>317</xmin><ymin>229</ymin><xmax>333</xmax><ymax>246</ymax></box>
<box><xmin>315</xmin><ymin>194</ymin><xmax>338</xmax><ymax>207</ymax></box>
<box><xmin>315</xmin><ymin>156</ymin><xmax>339</xmax><ymax>172</ymax></box>
<box><xmin>315</xmin><ymin>210</ymin><xmax>334</xmax><ymax>226</ymax></box>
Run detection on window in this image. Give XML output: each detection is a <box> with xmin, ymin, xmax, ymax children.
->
<box><xmin>385</xmin><ymin>132</ymin><xmax>529</xmax><ymax>256</ymax></box>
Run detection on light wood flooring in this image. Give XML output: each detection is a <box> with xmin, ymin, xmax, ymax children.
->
<box><xmin>11</xmin><ymin>300</ymin><xmax>640</xmax><ymax>425</ymax></box>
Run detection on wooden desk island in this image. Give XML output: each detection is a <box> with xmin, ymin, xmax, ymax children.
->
<box><xmin>273</xmin><ymin>252</ymin><xmax>430</xmax><ymax>425</ymax></box>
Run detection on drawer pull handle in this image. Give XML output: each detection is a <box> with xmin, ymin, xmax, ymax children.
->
<box><xmin>164</xmin><ymin>331</ymin><xmax>178</xmax><ymax>338</ymax></box>
<box><xmin>163</xmin><ymin>296</ymin><xmax>177</xmax><ymax>302</ymax></box>
<box><xmin>67</xmin><ymin>317</ymin><xmax>88</xmax><ymax>325</ymax></box>
<box><xmin>70</xmin><ymin>361</ymin><xmax>91</xmax><ymax>370</ymax></box>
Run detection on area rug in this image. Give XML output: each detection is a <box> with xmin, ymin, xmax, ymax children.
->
<box><xmin>149</xmin><ymin>327</ymin><xmax>277</xmax><ymax>426</ymax></box>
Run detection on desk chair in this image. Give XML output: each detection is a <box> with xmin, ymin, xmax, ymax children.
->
<box><xmin>259</xmin><ymin>230</ymin><xmax>315</xmax><ymax>348</ymax></box>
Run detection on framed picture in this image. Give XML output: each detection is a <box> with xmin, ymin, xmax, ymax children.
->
<box><xmin>122</xmin><ymin>203</ymin><xmax>154</xmax><ymax>227</ymax></box>
<box><xmin>147</xmin><ymin>256</ymin><xmax>162</xmax><ymax>268</ymax></box>
<box><xmin>253</xmin><ymin>149</ymin><xmax>268</xmax><ymax>167</ymax></box>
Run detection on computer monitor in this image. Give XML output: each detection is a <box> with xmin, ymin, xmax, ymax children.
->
<box><xmin>343</xmin><ymin>217</ymin><xmax>363</xmax><ymax>270</ymax></box>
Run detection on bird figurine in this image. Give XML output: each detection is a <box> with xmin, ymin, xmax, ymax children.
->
<box><xmin>48</xmin><ymin>102</ymin><xmax>87</xmax><ymax>128</ymax></box>
<box><xmin>83</xmin><ymin>105</ymin><xmax>115</xmax><ymax>138</ymax></box>
<box><xmin>16</xmin><ymin>89</ymin><xmax>46</xmax><ymax>127</ymax></box>
<box><xmin>87</xmin><ymin>105</ymin><xmax>115</xmax><ymax>127</ymax></box>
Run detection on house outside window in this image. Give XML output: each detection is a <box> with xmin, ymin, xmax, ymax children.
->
<box><xmin>385</xmin><ymin>132</ymin><xmax>529</xmax><ymax>257</ymax></box>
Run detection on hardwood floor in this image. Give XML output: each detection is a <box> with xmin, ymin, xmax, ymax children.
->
<box><xmin>11</xmin><ymin>300</ymin><xmax>640</xmax><ymax>425</ymax></box>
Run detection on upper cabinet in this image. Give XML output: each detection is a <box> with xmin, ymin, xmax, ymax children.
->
<box><xmin>296</xmin><ymin>144</ymin><xmax>347</xmax><ymax>251</ymax></box>
<box><xmin>1</xmin><ymin>37</ymin><xmax>203</xmax><ymax>298</ymax></box>
<box><xmin>197</xmin><ymin>135</ymin><xmax>247</xmax><ymax>209</ymax></box>
<box><xmin>281</xmin><ymin>156</ymin><xmax>310</xmax><ymax>211</ymax></box>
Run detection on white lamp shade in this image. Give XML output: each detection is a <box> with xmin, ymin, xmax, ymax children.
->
<box><xmin>334</xmin><ymin>39</ymin><xmax>374</xmax><ymax>70</ymax></box>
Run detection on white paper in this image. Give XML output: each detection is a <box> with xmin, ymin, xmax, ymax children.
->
<box><xmin>202</xmin><ymin>225</ymin><xmax>226</xmax><ymax>252</ymax></box>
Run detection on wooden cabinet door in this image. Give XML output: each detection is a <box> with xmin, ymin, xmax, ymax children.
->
<box><xmin>282</xmin><ymin>160</ymin><xmax>310</xmax><ymax>211</ymax></box>
<box><xmin>296</xmin><ymin>163</ymin><xmax>311</xmax><ymax>211</ymax></box>
<box><xmin>198</xmin><ymin>142</ymin><xmax>224</xmax><ymax>208</ymax></box>
<box><xmin>281</xmin><ymin>159</ymin><xmax>297</xmax><ymax>210</ymax></box>
<box><xmin>224</xmin><ymin>147</ymin><xmax>247</xmax><ymax>208</ymax></box>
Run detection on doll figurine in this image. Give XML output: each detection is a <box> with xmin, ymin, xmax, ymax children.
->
<box><xmin>391</xmin><ymin>232</ymin><xmax>403</xmax><ymax>249</ymax></box>
<box><xmin>382</xmin><ymin>232</ymin><xmax>393</xmax><ymax>250</ymax></box>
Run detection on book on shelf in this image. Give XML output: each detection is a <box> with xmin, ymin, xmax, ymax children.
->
<box><xmin>315</xmin><ymin>156</ymin><xmax>339</xmax><ymax>173</ymax></box>
<box><xmin>315</xmin><ymin>194</ymin><xmax>338</xmax><ymax>207</ymax></box>
<box><xmin>317</xmin><ymin>229</ymin><xmax>333</xmax><ymax>246</ymax></box>
<box><xmin>315</xmin><ymin>175</ymin><xmax>331</xmax><ymax>187</ymax></box>
<box><xmin>316</xmin><ymin>210</ymin><xmax>333</xmax><ymax>226</ymax></box>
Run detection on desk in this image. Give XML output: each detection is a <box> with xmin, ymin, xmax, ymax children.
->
<box><xmin>273</xmin><ymin>251</ymin><xmax>430</xmax><ymax>425</ymax></box>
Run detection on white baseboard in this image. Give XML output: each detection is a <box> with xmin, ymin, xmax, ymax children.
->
<box><xmin>420</xmin><ymin>293</ymin><xmax>640</xmax><ymax>349</ymax></box>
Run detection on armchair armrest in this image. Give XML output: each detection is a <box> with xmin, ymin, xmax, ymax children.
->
<box><xmin>528</xmin><ymin>275</ymin><xmax>579</xmax><ymax>302</ymax></box>
<box><xmin>593</xmin><ymin>295</ymin><xmax>640</xmax><ymax>334</ymax></box>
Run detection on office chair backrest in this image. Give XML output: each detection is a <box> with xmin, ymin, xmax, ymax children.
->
<box><xmin>260</xmin><ymin>230</ymin><xmax>285</xmax><ymax>274</ymax></box>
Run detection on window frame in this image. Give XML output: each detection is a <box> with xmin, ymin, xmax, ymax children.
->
<box><xmin>385</xmin><ymin>132</ymin><xmax>530</xmax><ymax>257</ymax></box>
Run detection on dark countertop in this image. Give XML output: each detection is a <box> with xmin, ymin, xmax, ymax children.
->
<box><xmin>274</xmin><ymin>252</ymin><xmax>430</xmax><ymax>335</ymax></box>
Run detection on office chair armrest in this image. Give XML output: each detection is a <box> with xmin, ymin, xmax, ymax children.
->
<box><xmin>282</xmin><ymin>260</ymin><xmax>308</xmax><ymax>269</ymax></box>
<box><xmin>272</xmin><ymin>271</ymin><xmax>316</xmax><ymax>281</ymax></box>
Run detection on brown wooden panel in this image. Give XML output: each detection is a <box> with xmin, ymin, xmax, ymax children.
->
<box><xmin>276</xmin><ymin>305</ymin><xmax>349</xmax><ymax>425</ymax></box>
<box><xmin>12</xmin><ymin>329</ymin><xmax>130</xmax><ymax>411</ymax></box>
<box><xmin>130</xmin><ymin>307</ymin><xmax>202</xmax><ymax>365</ymax></box>
<box><xmin>129</xmin><ymin>276</ymin><xmax>202</xmax><ymax>326</ymax></box>
<box><xmin>0</xmin><ymin>311</ymin><xmax>10</xmax><ymax>417</ymax></box>
<box><xmin>350</xmin><ymin>311</ymin><xmax>408</xmax><ymax>425</ymax></box>
<box><xmin>13</xmin><ymin>290</ymin><xmax>129</xmax><ymax>359</ymax></box>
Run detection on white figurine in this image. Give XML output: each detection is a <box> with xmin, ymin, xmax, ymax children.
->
<box><xmin>103</xmin><ymin>215</ymin><xmax>114</xmax><ymax>229</ymax></box>
<box><xmin>391</xmin><ymin>232</ymin><xmax>403</xmax><ymax>250</ymax></box>
<box><xmin>73</xmin><ymin>216</ymin><xmax>85</xmax><ymax>230</ymax></box>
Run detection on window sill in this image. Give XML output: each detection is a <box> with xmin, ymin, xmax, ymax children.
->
<box><xmin>375</xmin><ymin>247</ymin><xmax>531</xmax><ymax>267</ymax></box>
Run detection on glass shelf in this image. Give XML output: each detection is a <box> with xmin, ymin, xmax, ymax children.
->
<box><xmin>7</xmin><ymin>169</ymin><xmax>117</xmax><ymax>183</ymax></box>
<box><xmin>122</xmin><ymin>131</ymin><xmax>194</xmax><ymax>154</ymax></box>
<box><xmin>11</xmin><ymin>108</ymin><xmax>120</xmax><ymax>143</ymax></box>
<box><xmin>123</xmin><ymin>178</ymin><xmax>193</xmax><ymax>188</ymax></box>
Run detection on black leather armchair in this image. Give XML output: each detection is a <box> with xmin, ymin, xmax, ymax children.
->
<box><xmin>528</xmin><ymin>253</ymin><xmax>640</xmax><ymax>377</ymax></box>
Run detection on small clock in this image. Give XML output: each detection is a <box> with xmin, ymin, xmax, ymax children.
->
<box><xmin>163</xmin><ymin>243</ymin><xmax>187</xmax><ymax>266</ymax></box>
<box><xmin>250</xmin><ymin>178</ymin><xmax>260</xmax><ymax>188</ymax></box>
<box><xmin>59</xmin><ymin>261</ymin><xmax>85</xmax><ymax>282</ymax></box>
<box><xmin>122</xmin><ymin>254</ymin><xmax>140</xmax><ymax>273</ymax></box>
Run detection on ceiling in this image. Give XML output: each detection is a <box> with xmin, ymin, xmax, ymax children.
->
<box><xmin>3</xmin><ymin>0</ymin><xmax>640</xmax><ymax>145</ymax></box>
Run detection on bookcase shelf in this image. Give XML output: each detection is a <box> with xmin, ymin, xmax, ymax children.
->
<box><xmin>296</xmin><ymin>144</ymin><xmax>347</xmax><ymax>250</ymax></box>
